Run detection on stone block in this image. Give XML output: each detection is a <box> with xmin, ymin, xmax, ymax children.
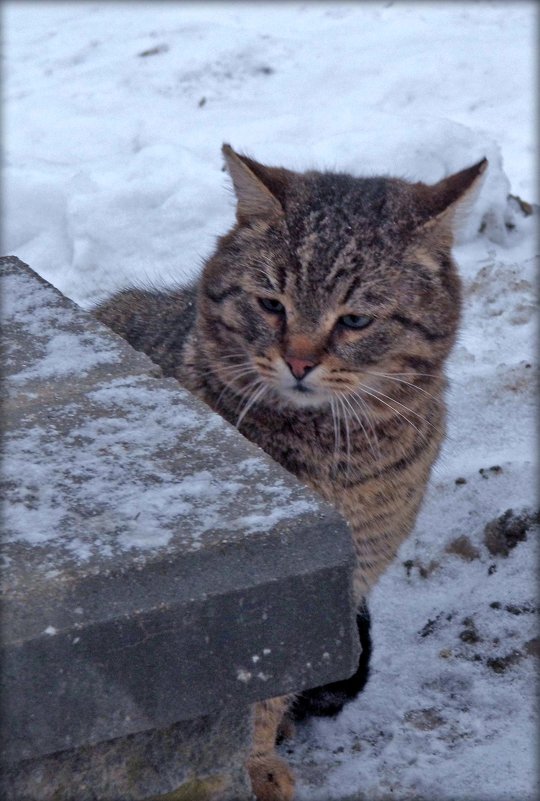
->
<box><xmin>1</xmin><ymin>256</ymin><xmax>358</xmax><ymax>797</ymax></box>
<box><xmin>1</xmin><ymin>708</ymin><xmax>253</xmax><ymax>801</ymax></box>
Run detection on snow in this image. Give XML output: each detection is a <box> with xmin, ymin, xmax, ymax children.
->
<box><xmin>3</xmin><ymin>2</ymin><xmax>537</xmax><ymax>800</ymax></box>
<box><xmin>3</xmin><ymin>1</ymin><xmax>537</xmax><ymax>306</ymax></box>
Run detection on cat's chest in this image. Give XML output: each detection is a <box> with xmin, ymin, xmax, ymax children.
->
<box><xmin>237</xmin><ymin>407</ymin><xmax>364</xmax><ymax>485</ymax></box>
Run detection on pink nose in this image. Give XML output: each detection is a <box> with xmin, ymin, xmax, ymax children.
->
<box><xmin>286</xmin><ymin>356</ymin><xmax>317</xmax><ymax>380</ymax></box>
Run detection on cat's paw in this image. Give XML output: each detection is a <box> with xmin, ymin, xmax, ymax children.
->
<box><xmin>247</xmin><ymin>753</ymin><xmax>295</xmax><ymax>801</ymax></box>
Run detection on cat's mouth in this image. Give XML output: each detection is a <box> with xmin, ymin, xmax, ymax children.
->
<box><xmin>292</xmin><ymin>382</ymin><xmax>313</xmax><ymax>394</ymax></box>
<box><xmin>279</xmin><ymin>379</ymin><xmax>331</xmax><ymax>408</ymax></box>
<box><xmin>261</xmin><ymin>359</ymin><xmax>334</xmax><ymax>408</ymax></box>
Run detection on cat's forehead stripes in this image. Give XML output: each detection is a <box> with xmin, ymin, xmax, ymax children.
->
<box><xmin>286</xmin><ymin>182</ymin><xmax>411</xmax><ymax>305</ymax></box>
<box><xmin>247</xmin><ymin>266</ymin><xmax>281</xmax><ymax>293</ymax></box>
<box><xmin>340</xmin><ymin>275</ymin><xmax>366</xmax><ymax>306</ymax></box>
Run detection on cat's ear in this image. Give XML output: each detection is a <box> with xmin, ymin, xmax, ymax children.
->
<box><xmin>222</xmin><ymin>144</ymin><xmax>291</xmax><ymax>223</ymax></box>
<box><xmin>414</xmin><ymin>158</ymin><xmax>488</xmax><ymax>245</ymax></box>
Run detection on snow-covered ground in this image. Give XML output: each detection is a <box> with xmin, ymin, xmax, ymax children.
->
<box><xmin>3</xmin><ymin>2</ymin><xmax>538</xmax><ymax>800</ymax></box>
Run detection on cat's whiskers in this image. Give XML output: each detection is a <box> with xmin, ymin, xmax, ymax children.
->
<box><xmin>188</xmin><ymin>362</ymin><xmax>255</xmax><ymax>393</ymax></box>
<box><xmin>351</xmin><ymin>385</ymin><xmax>424</xmax><ymax>438</ymax></box>
<box><xmin>356</xmin><ymin>380</ymin><xmax>440</xmax><ymax>434</ymax></box>
<box><xmin>257</xmin><ymin>371</ymin><xmax>277</xmax><ymax>384</ymax></box>
<box><xmin>354</xmin><ymin>393</ymin><xmax>382</xmax><ymax>460</ymax></box>
<box><xmin>218</xmin><ymin>353</ymin><xmax>253</xmax><ymax>362</ymax></box>
<box><xmin>190</xmin><ymin>354</ymin><xmax>248</xmax><ymax>373</ymax></box>
<box><xmin>188</xmin><ymin>354</ymin><xmax>254</xmax><ymax>381</ymax></box>
<box><xmin>329</xmin><ymin>396</ymin><xmax>341</xmax><ymax>461</ymax></box>
<box><xmin>215</xmin><ymin>358</ymin><xmax>253</xmax><ymax>371</ymax></box>
<box><xmin>386</xmin><ymin>370</ymin><xmax>440</xmax><ymax>379</ymax></box>
<box><xmin>335</xmin><ymin>395</ymin><xmax>352</xmax><ymax>477</ymax></box>
<box><xmin>322</xmin><ymin>377</ymin><xmax>374</xmax><ymax>461</ymax></box>
<box><xmin>364</xmin><ymin>370</ymin><xmax>441</xmax><ymax>403</ymax></box>
<box><xmin>235</xmin><ymin>379</ymin><xmax>268</xmax><ymax>428</ymax></box>
<box><xmin>339</xmin><ymin>391</ymin><xmax>381</xmax><ymax>463</ymax></box>
<box><xmin>214</xmin><ymin>365</ymin><xmax>259</xmax><ymax>395</ymax></box>
<box><xmin>201</xmin><ymin>362</ymin><xmax>259</xmax><ymax>407</ymax></box>
<box><xmin>214</xmin><ymin>380</ymin><xmax>238</xmax><ymax>409</ymax></box>
<box><xmin>218</xmin><ymin>364</ymin><xmax>258</xmax><ymax>380</ymax></box>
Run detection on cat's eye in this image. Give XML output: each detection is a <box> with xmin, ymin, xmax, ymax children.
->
<box><xmin>339</xmin><ymin>314</ymin><xmax>373</xmax><ymax>330</ymax></box>
<box><xmin>258</xmin><ymin>297</ymin><xmax>285</xmax><ymax>314</ymax></box>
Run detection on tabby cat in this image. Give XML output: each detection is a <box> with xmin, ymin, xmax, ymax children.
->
<box><xmin>95</xmin><ymin>145</ymin><xmax>486</xmax><ymax>801</ymax></box>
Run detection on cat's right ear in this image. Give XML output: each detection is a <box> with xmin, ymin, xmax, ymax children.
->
<box><xmin>414</xmin><ymin>158</ymin><xmax>488</xmax><ymax>247</ymax></box>
<box><xmin>222</xmin><ymin>144</ymin><xmax>289</xmax><ymax>223</ymax></box>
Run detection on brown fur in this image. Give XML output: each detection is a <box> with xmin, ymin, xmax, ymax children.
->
<box><xmin>95</xmin><ymin>146</ymin><xmax>487</xmax><ymax>800</ymax></box>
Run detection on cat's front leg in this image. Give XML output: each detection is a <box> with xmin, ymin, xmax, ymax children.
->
<box><xmin>291</xmin><ymin>601</ymin><xmax>371</xmax><ymax>720</ymax></box>
<box><xmin>247</xmin><ymin>696</ymin><xmax>295</xmax><ymax>801</ymax></box>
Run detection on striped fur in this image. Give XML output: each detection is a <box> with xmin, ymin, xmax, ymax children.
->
<box><xmin>95</xmin><ymin>147</ymin><xmax>486</xmax><ymax>800</ymax></box>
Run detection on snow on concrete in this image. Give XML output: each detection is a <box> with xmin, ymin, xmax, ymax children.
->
<box><xmin>4</xmin><ymin>369</ymin><xmax>316</xmax><ymax>565</ymax></box>
<box><xmin>3</xmin><ymin>269</ymin><xmax>122</xmax><ymax>380</ymax></box>
<box><xmin>3</xmin><ymin>263</ymin><xmax>319</xmax><ymax>574</ymax></box>
<box><xmin>3</xmin><ymin>2</ymin><xmax>537</xmax><ymax>800</ymax></box>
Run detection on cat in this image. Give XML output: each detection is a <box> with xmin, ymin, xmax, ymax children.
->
<box><xmin>95</xmin><ymin>144</ymin><xmax>486</xmax><ymax>800</ymax></box>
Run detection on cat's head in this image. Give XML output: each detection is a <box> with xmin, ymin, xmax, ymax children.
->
<box><xmin>198</xmin><ymin>145</ymin><xmax>486</xmax><ymax>413</ymax></box>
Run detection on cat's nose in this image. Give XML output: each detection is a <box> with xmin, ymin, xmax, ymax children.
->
<box><xmin>286</xmin><ymin>356</ymin><xmax>317</xmax><ymax>380</ymax></box>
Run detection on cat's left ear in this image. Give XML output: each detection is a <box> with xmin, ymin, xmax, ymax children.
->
<box><xmin>222</xmin><ymin>144</ymin><xmax>292</xmax><ymax>223</ymax></box>
<box><xmin>415</xmin><ymin>158</ymin><xmax>488</xmax><ymax>245</ymax></box>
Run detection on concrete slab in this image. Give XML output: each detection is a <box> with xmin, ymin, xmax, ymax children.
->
<box><xmin>1</xmin><ymin>256</ymin><xmax>358</xmax><ymax>766</ymax></box>
<box><xmin>1</xmin><ymin>708</ymin><xmax>254</xmax><ymax>801</ymax></box>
